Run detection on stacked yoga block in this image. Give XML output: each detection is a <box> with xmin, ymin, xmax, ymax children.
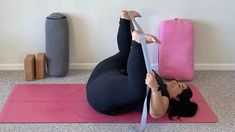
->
<box><xmin>24</xmin><ymin>53</ymin><xmax>46</xmax><ymax>81</ymax></box>
<box><xmin>158</xmin><ymin>18</ymin><xmax>194</xmax><ymax>80</ymax></box>
<box><xmin>24</xmin><ymin>54</ymin><xmax>35</xmax><ymax>81</ymax></box>
<box><xmin>36</xmin><ymin>53</ymin><xmax>46</xmax><ymax>79</ymax></box>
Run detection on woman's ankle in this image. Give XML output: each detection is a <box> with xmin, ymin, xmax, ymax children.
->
<box><xmin>132</xmin><ymin>31</ymin><xmax>141</xmax><ymax>43</ymax></box>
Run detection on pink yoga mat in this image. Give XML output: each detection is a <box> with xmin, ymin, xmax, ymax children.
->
<box><xmin>0</xmin><ymin>84</ymin><xmax>218</xmax><ymax>123</ymax></box>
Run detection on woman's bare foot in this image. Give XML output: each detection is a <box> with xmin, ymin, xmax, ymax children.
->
<box><xmin>132</xmin><ymin>31</ymin><xmax>161</xmax><ymax>44</ymax></box>
<box><xmin>120</xmin><ymin>10</ymin><xmax>141</xmax><ymax>20</ymax></box>
<box><xmin>145</xmin><ymin>34</ymin><xmax>161</xmax><ymax>44</ymax></box>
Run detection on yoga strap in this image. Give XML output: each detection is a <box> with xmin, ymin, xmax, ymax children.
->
<box><xmin>127</xmin><ymin>12</ymin><xmax>153</xmax><ymax>132</ymax></box>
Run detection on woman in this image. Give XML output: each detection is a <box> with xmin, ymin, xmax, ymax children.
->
<box><xmin>86</xmin><ymin>10</ymin><xmax>198</xmax><ymax>120</ymax></box>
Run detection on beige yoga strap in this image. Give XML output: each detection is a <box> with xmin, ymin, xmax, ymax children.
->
<box><xmin>127</xmin><ymin>11</ymin><xmax>153</xmax><ymax>132</ymax></box>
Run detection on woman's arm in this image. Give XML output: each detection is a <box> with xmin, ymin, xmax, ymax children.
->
<box><xmin>150</xmin><ymin>90</ymin><xmax>169</xmax><ymax>118</ymax></box>
<box><xmin>145</xmin><ymin>71</ymin><xmax>169</xmax><ymax>118</ymax></box>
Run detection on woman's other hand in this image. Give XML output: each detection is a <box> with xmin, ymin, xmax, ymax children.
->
<box><xmin>145</xmin><ymin>71</ymin><xmax>159</xmax><ymax>89</ymax></box>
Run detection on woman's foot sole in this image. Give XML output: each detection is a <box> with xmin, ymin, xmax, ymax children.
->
<box><xmin>132</xmin><ymin>31</ymin><xmax>160</xmax><ymax>44</ymax></box>
<box><xmin>120</xmin><ymin>10</ymin><xmax>141</xmax><ymax>20</ymax></box>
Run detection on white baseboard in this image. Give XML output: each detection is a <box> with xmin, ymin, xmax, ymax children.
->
<box><xmin>152</xmin><ymin>63</ymin><xmax>235</xmax><ymax>70</ymax></box>
<box><xmin>195</xmin><ymin>63</ymin><xmax>235</xmax><ymax>70</ymax></box>
<box><xmin>0</xmin><ymin>63</ymin><xmax>97</xmax><ymax>71</ymax></box>
<box><xmin>0</xmin><ymin>64</ymin><xmax>24</xmax><ymax>70</ymax></box>
<box><xmin>69</xmin><ymin>63</ymin><xmax>97</xmax><ymax>70</ymax></box>
<box><xmin>0</xmin><ymin>63</ymin><xmax>235</xmax><ymax>70</ymax></box>
<box><xmin>148</xmin><ymin>63</ymin><xmax>235</xmax><ymax>70</ymax></box>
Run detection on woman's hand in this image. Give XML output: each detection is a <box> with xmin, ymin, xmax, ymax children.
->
<box><xmin>145</xmin><ymin>71</ymin><xmax>159</xmax><ymax>90</ymax></box>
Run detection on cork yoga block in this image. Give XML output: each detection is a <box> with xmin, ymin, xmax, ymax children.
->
<box><xmin>36</xmin><ymin>53</ymin><xmax>46</xmax><ymax>79</ymax></box>
<box><xmin>24</xmin><ymin>54</ymin><xmax>35</xmax><ymax>81</ymax></box>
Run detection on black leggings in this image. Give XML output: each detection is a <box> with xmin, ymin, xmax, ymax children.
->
<box><xmin>86</xmin><ymin>19</ymin><xmax>147</xmax><ymax>115</ymax></box>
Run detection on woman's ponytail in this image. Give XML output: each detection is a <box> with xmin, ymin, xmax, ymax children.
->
<box><xmin>167</xmin><ymin>87</ymin><xmax>198</xmax><ymax>120</ymax></box>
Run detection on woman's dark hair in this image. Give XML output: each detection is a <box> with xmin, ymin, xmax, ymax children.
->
<box><xmin>167</xmin><ymin>87</ymin><xmax>198</xmax><ymax>120</ymax></box>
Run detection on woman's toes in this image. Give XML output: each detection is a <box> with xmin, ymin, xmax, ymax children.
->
<box><xmin>120</xmin><ymin>10</ymin><xmax>141</xmax><ymax>20</ymax></box>
<box><xmin>145</xmin><ymin>34</ymin><xmax>161</xmax><ymax>44</ymax></box>
<box><xmin>127</xmin><ymin>11</ymin><xmax>141</xmax><ymax>18</ymax></box>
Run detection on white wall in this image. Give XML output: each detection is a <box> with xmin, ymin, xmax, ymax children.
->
<box><xmin>0</xmin><ymin>0</ymin><xmax>235</xmax><ymax>70</ymax></box>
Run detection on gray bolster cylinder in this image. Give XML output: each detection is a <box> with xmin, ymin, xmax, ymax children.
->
<box><xmin>46</xmin><ymin>13</ymin><xmax>69</xmax><ymax>77</ymax></box>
